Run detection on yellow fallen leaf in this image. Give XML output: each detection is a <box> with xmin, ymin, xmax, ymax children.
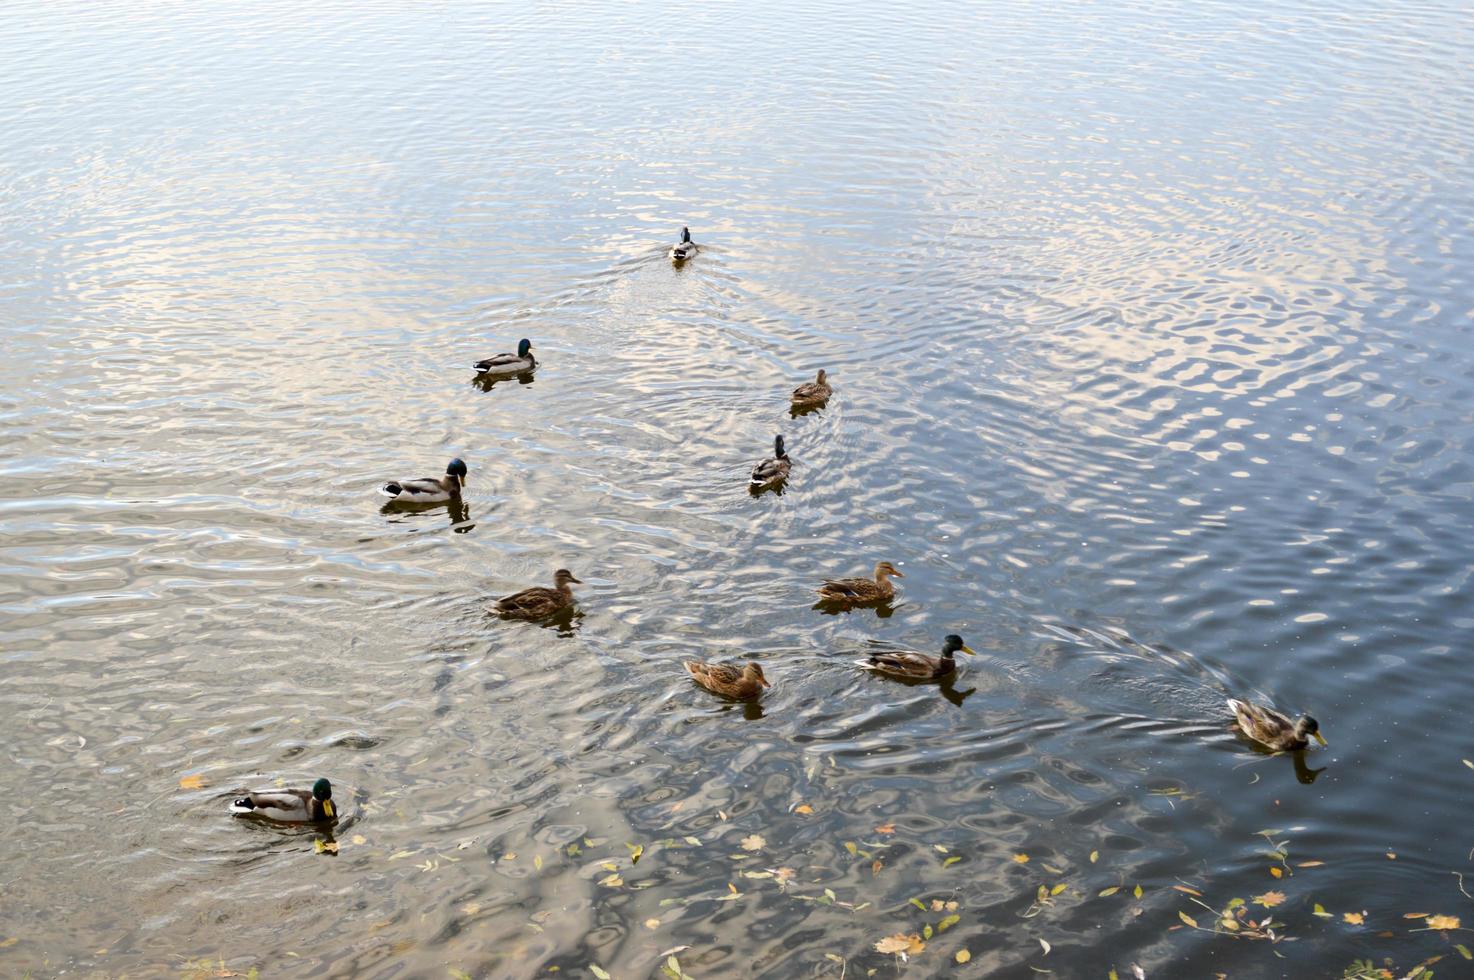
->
<box><xmin>314</xmin><ymin>840</ymin><xmax>338</xmax><ymax>854</ymax></box>
<box><xmin>0</xmin><ymin>938</ymin><xmax>18</xmax><ymax>949</ymax></box>
<box><xmin>1404</xmin><ymin>912</ymin><xmax>1432</xmax><ymax>919</ymax></box>
<box><xmin>1268</xmin><ymin>866</ymin><xmax>1283</xmax><ymax>879</ymax></box>
<box><xmin>795</xmin><ymin>804</ymin><xmax>814</xmax><ymax>815</ymax></box>
<box><xmin>844</xmin><ymin>841</ymin><xmax>858</xmax><ymax>857</ymax></box>
<box><xmin>1172</xmin><ymin>885</ymin><xmax>1201</xmax><ymax>896</ymax></box>
<box><xmin>1344</xmin><ymin>911</ymin><xmax>1365</xmax><ymax>925</ymax></box>
<box><xmin>645</xmin><ymin>918</ymin><xmax>660</xmax><ymax>930</ymax></box>
<box><xmin>1098</xmin><ymin>886</ymin><xmax>1120</xmax><ymax>897</ymax></box>
<box><xmin>943</xmin><ymin>856</ymin><xmax>962</xmax><ymax>868</ymax></box>
<box><xmin>1298</xmin><ymin>860</ymin><xmax>1325</xmax><ymax>867</ymax></box>
<box><xmin>741</xmin><ymin>834</ymin><xmax>765</xmax><ymax>852</ymax></box>
<box><xmin>1039</xmin><ymin>938</ymin><xmax>1051</xmax><ymax>955</ymax></box>
<box><xmin>1133</xmin><ymin>884</ymin><xmax>1143</xmax><ymax>899</ymax></box>
<box><xmin>351</xmin><ymin>834</ymin><xmax>366</xmax><ymax>845</ymax></box>
<box><xmin>956</xmin><ymin>950</ymin><xmax>971</xmax><ymax>964</ymax></box>
<box><xmin>1427</xmin><ymin>915</ymin><xmax>1461</xmax><ymax>930</ymax></box>
<box><xmin>773</xmin><ymin>867</ymin><xmax>795</xmax><ymax>881</ymax></box>
<box><xmin>1013</xmin><ymin>853</ymin><xmax>1030</xmax><ymax>864</ymax></box>
<box><xmin>1090</xmin><ymin>850</ymin><xmax>1099</xmax><ymax>863</ymax></box>
<box><xmin>1178</xmin><ymin>911</ymin><xmax>1197</xmax><ymax>928</ymax></box>
<box><xmin>1253</xmin><ymin>891</ymin><xmax>1285</xmax><ymax>908</ymax></box>
<box><xmin>502</xmin><ymin>852</ymin><xmax>516</xmax><ymax>861</ymax></box>
<box><xmin>628</xmin><ymin>843</ymin><xmax>644</xmax><ymax>865</ymax></box>
<box><xmin>533</xmin><ymin>855</ymin><xmax>542</xmax><ymax>871</ymax></box>
<box><xmin>874</xmin><ymin>933</ymin><xmax>925</xmax><ymax>955</ymax></box>
<box><xmin>179</xmin><ymin>774</ymin><xmax>206</xmax><ymax>790</ymax></box>
<box><xmin>1049</xmin><ymin>883</ymin><xmax>1067</xmax><ymax>896</ymax></box>
<box><xmin>462</xmin><ymin>902</ymin><xmax>480</xmax><ymax>916</ymax></box>
<box><xmin>598</xmin><ymin>873</ymin><xmax>623</xmax><ymax>887</ymax></box>
<box><xmin>1312</xmin><ymin>903</ymin><xmax>1332</xmax><ymax>918</ymax></box>
<box><xmin>938</xmin><ymin>914</ymin><xmax>960</xmax><ymax>932</ymax></box>
<box><xmin>875</xmin><ymin>822</ymin><xmax>896</xmax><ymax>835</ymax></box>
<box><xmin>1386</xmin><ymin>852</ymin><xmax>1397</xmax><ymax>860</ymax></box>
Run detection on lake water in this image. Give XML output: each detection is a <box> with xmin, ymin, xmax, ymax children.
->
<box><xmin>3</xmin><ymin>0</ymin><xmax>1473</xmax><ymax>976</ymax></box>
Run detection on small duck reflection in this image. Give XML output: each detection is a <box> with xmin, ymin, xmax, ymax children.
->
<box><xmin>472</xmin><ymin>369</ymin><xmax>536</xmax><ymax>393</ymax></box>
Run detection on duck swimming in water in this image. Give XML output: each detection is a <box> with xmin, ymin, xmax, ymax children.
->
<box><xmin>1227</xmin><ymin>698</ymin><xmax>1326</xmax><ymax>751</ymax></box>
<box><xmin>380</xmin><ymin>458</ymin><xmax>467</xmax><ymax>504</ymax></box>
<box><xmin>749</xmin><ymin>435</ymin><xmax>792</xmax><ymax>490</ymax></box>
<box><xmin>492</xmin><ymin>569</ymin><xmax>582</xmax><ymax>620</ymax></box>
<box><xmin>474</xmin><ymin>338</ymin><xmax>536</xmax><ymax>376</ymax></box>
<box><xmin>817</xmin><ymin>560</ymin><xmax>903</xmax><ymax>605</ymax></box>
<box><xmin>790</xmin><ymin>369</ymin><xmax>832</xmax><ymax>408</ymax></box>
<box><xmin>857</xmin><ymin>633</ymin><xmax>975</xmax><ymax>680</ymax></box>
<box><xmin>684</xmin><ymin>660</ymin><xmax>770</xmax><ymax>700</ymax></box>
<box><xmin>670</xmin><ymin>226</ymin><xmax>697</xmax><ymax>262</ymax></box>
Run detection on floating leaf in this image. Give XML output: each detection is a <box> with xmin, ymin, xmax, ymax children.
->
<box><xmin>590</xmin><ymin>967</ymin><xmax>611</xmax><ymax>980</ymax></box>
<box><xmin>1344</xmin><ymin>911</ymin><xmax>1366</xmax><ymax>925</ymax></box>
<box><xmin>773</xmin><ymin>867</ymin><xmax>796</xmax><ymax>881</ymax></box>
<box><xmin>1099</xmin><ymin>886</ymin><xmax>1120</xmax><ymax>897</ymax></box>
<box><xmin>741</xmin><ymin>835</ymin><xmax>765</xmax><ymax>852</ymax></box>
<box><xmin>1312</xmin><ymin>904</ymin><xmax>1332</xmax><ymax>918</ymax></box>
<box><xmin>1089</xmin><ymin>850</ymin><xmax>1099</xmax><ymax>864</ymax></box>
<box><xmin>1050</xmin><ymin>883</ymin><xmax>1067</xmax><ymax>896</ymax></box>
<box><xmin>628</xmin><ymin>843</ymin><xmax>644</xmax><ymax>865</ymax></box>
<box><xmin>910</xmin><ymin>897</ymin><xmax>928</xmax><ymax>912</ymax></box>
<box><xmin>1253</xmin><ymin>891</ymin><xmax>1285</xmax><ymax>909</ymax></box>
<box><xmin>1455</xmin><ymin>943</ymin><xmax>1472</xmax><ymax>960</ymax></box>
<box><xmin>934</xmin><ymin>844</ymin><xmax>949</xmax><ymax>854</ymax></box>
<box><xmin>645</xmin><ymin>918</ymin><xmax>660</xmax><ymax>930</ymax></box>
<box><xmin>1268</xmin><ymin>866</ymin><xmax>1282</xmax><ymax>879</ymax></box>
<box><xmin>1133</xmin><ymin>884</ymin><xmax>1143</xmax><ymax>899</ymax></box>
<box><xmin>875</xmin><ymin>822</ymin><xmax>896</xmax><ymax>835</ymax></box>
<box><xmin>600</xmin><ymin>861</ymin><xmax>618</xmax><ymax>872</ymax></box>
<box><xmin>874</xmin><ymin>933</ymin><xmax>924</xmax><ymax>955</ymax></box>
<box><xmin>956</xmin><ymin>950</ymin><xmax>971</xmax><ymax>964</ymax></box>
<box><xmin>351</xmin><ymin>834</ymin><xmax>366</xmax><ymax>845</ymax></box>
<box><xmin>1386</xmin><ymin>852</ymin><xmax>1397</xmax><ymax>860</ymax></box>
<box><xmin>1427</xmin><ymin>914</ymin><xmax>1461</xmax><ymax>930</ymax></box>
<box><xmin>943</xmin><ymin>856</ymin><xmax>962</xmax><ymax>868</ymax></box>
<box><xmin>598</xmin><ymin>873</ymin><xmax>623</xmax><ymax>888</ymax></box>
<box><xmin>923</xmin><ymin>924</ymin><xmax>933</xmax><ymax>940</ymax></box>
<box><xmin>178</xmin><ymin>774</ymin><xmax>205</xmax><ymax>790</ymax></box>
<box><xmin>1043</xmin><ymin>863</ymin><xmax>1065</xmax><ymax>875</ymax></box>
<box><xmin>1404</xmin><ymin>912</ymin><xmax>1432</xmax><ymax>919</ymax></box>
<box><xmin>1297</xmin><ymin>860</ymin><xmax>1324</xmax><ymax>868</ymax></box>
<box><xmin>533</xmin><ymin>855</ymin><xmax>543</xmax><ymax>871</ymax></box>
<box><xmin>1013</xmin><ymin>853</ymin><xmax>1030</xmax><ymax>864</ymax></box>
<box><xmin>1172</xmin><ymin>885</ymin><xmax>1201</xmax><ymax>897</ymax></box>
<box><xmin>743</xmin><ymin>870</ymin><xmax>773</xmax><ymax>880</ymax></box>
<box><xmin>844</xmin><ymin>841</ymin><xmax>858</xmax><ymax>857</ymax></box>
<box><xmin>872</xmin><ymin>859</ymin><xmax>883</xmax><ymax>876</ymax></box>
<box><xmin>314</xmin><ymin>840</ymin><xmax>339</xmax><ymax>855</ymax></box>
<box><xmin>938</xmin><ymin>914</ymin><xmax>960</xmax><ymax>932</ymax></box>
<box><xmin>1039</xmin><ymin>938</ymin><xmax>1051</xmax><ymax>955</ymax></box>
<box><xmin>683</xmin><ymin>836</ymin><xmax>701</xmax><ymax>847</ymax></box>
<box><xmin>1178</xmin><ymin>911</ymin><xmax>1198</xmax><ymax>928</ymax></box>
<box><xmin>795</xmin><ymin>804</ymin><xmax>814</xmax><ymax>815</ymax></box>
<box><xmin>1465</xmin><ymin>759</ymin><xmax>1473</xmax><ymax>770</ymax></box>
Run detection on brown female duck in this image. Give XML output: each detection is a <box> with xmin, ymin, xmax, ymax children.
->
<box><xmin>790</xmin><ymin>369</ymin><xmax>832</xmax><ymax>407</ymax></box>
<box><xmin>492</xmin><ymin>569</ymin><xmax>582</xmax><ymax>619</ymax></box>
<box><xmin>817</xmin><ymin>560</ymin><xmax>903</xmax><ymax>605</ymax></box>
<box><xmin>684</xmin><ymin>660</ymin><xmax>770</xmax><ymax>700</ymax></box>
<box><xmin>1227</xmin><ymin>698</ymin><xmax>1326</xmax><ymax>751</ymax></box>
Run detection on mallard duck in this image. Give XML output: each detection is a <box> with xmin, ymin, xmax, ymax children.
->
<box><xmin>858</xmin><ymin>633</ymin><xmax>975</xmax><ymax>680</ymax></box>
<box><xmin>684</xmin><ymin>660</ymin><xmax>770</xmax><ymax>700</ymax></box>
<box><xmin>749</xmin><ymin>435</ymin><xmax>792</xmax><ymax>489</ymax></box>
<box><xmin>474</xmin><ymin>338</ymin><xmax>536</xmax><ymax>375</ymax></box>
<box><xmin>1227</xmin><ymin>698</ymin><xmax>1326</xmax><ymax>751</ymax></box>
<box><xmin>791</xmin><ymin>369</ymin><xmax>832</xmax><ymax>407</ymax></box>
<box><xmin>380</xmin><ymin>458</ymin><xmax>467</xmax><ymax>504</ymax></box>
<box><xmin>817</xmin><ymin>560</ymin><xmax>903</xmax><ymax>604</ymax></box>
<box><xmin>230</xmin><ymin>777</ymin><xmax>336</xmax><ymax>823</ymax></box>
<box><xmin>492</xmin><ymin>568</ymin><xmax>582</xmax><ymax>619</ymax></box>
<box><xmin>670</xmin><ymin>226</ymin><xmax>697</xmax><ymax>262</ymax></box>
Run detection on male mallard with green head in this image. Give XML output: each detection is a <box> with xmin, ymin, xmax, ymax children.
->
<box><xmin>1227</xmin><ymin>698</ymin><xmax>1326</xmax><ymax>751</ymax></box>
<box><xmin>492</xmin><ymin>569</ymin><xmax>582</xmax><ymax>619</ymax></box>
<box><xmin>858</xmin><ymin>634</ymin><xmax>975</xmax><ymax>680</ymax></box>
<box><xmin>231</xmin><ymin>777</ymin><xmax>336</xmax><ymax>823</ymax></box>
<box><xmin>380</xmin><ymin>458</ymin><xmax>467</xmax><ymax>504</ymax></box>
<box><xmin>670</xmin><ymin>226</ymin><xmax>697</xmax><ymax>262</ymax></box>
<box><xmin>474</xmin><ymin>338</ymin><xmax>536</xmax><ymax>376</ymax></box>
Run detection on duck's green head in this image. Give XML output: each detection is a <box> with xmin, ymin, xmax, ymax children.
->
<box><xmin>312</xmin><ymin>778</ymin><xmax>335</xmax><ymax>818</ymax></box>
<box><xmin>942</xmin><ymin>634</ymin><xmax>976</xmax><ymax>657</ymax></box>
<box><xmin>446</xmin><ymin>458</ymin><xmax>468</xmax><ymax>488</ymax></box>
<box><xmin>517</xmin><ymin>338</ymin><xmax>532</xmax><ymax>358</ymax></box>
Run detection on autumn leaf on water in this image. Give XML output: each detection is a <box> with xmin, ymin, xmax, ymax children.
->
<box><xmin>1343</xmin><ymin>910</ymin><xmax>1366</xmax><ymax>925</ymax></box>
<box><xmin>740</xmin><ymin>834</ymin><xmax>765</xmax><ymax>852</ymax></box>
<box><xmin>943</xmin><ymin>856</ymin><xmax>962</xmax><ymax>868</ymax></box>
<box><xmin>795</xmin><ymin>804</ymin><xmax>814</xmax><ymax>815</ymax></box>
<box><xmin>1133</xmin><ymin>884</ymin><xmax>1143</xmax><ymax>899</ymax></box>
<box><xmin>956</xmin><ymin>950</ymin><xmax>971</xmax><ymax>964</ymax></box>
<box><xmin>773</xmin><ymin>867</ymin><xmax>796</xmax><ymax>882</ymax></box>
<box><xmin>874</xmin><ymin>933</ymin><xmax>925</xmax><ymax>956</ymax></box>
<box><xmin>1268</xmin><ymin>866</ymin><xmax>1283</xmax><ymax>879</ymax></box>
<box><xmin>533</xmin><ymin>855</ymin><xmax>543</xmax><ymax>871</ymax></box>
<box><xmin>1049</xmin><ymin>883</ymin><xmax>1067</xmax><ymax>896</ymax></box>
<box><xmin>1312</xmin><ymin>903</ymin><xmax>1332</xmax><ymax>918</ymax></box>
<box><xmin>351</xmin><ymin>834</ymin><xmax>366</xmax><ymax>845</ymax></box>
<box><xmin>1426</xmin><ymin>915</ymin><xmax>1461</xmax><ymax>930</ymax></box>
<box><xmin>627</xmin><ymin>843</ymin><xmax>644</xmax><ymax>865</ymax></box>
<box><xmin>1253</xmin><ymin>891</ymin><xmax>1285</xmax><ymax>908</ymax></box>
<box><xmin>875</xmin><ymin>822</ymin><xmax>896</xmax><ymax>835</ymax></box>
<box><xmin>1013</xmin><ymin>853</ymin><xmax>1030</xmax><ymax>864</ymax></box>
<box><xmin>1039</xmin><ymin>938</ymin><xmax>1052</xmax><ymax>955</ymax></box>
<box><xmin>1178</xmin><ymin>911</ymin><xmax>1198</xmax><ymax>928</ymax></box>
<box><xmin>179</xmin><ymin>774</ymin><xmax>206</xmax><ymax>790</ymax></box>
<box><xmin>1456</xmin><ymin>943</ymin><xmax>1472</xmax><ymax>960</ymax></box>
<box><xmin>590</xmin><ymin>967</ymin><xmax>611</xmax><ymax>980</ymax></box>
<box><xmin>844</xmin><ymin>841</ymin><xmax>858</xmax><ymax>857</ymax></box>
<box><xmin>1090</xmin><ymin>850</ymin><xmax>1099</xmax><ymax>864</ymax></box>
<box><xmin>314</xmin><ymin>840</ymin><xmax>338</xmax><ymax>855</ymax></box>
<box><xmin>1297</xmin><ymin>860</ymin><xmax>1325</xmax><ymax>868</ymax></box>
<box><xmin>1098</xmin><ymin>886</ymin><xmax>1120</xmax><ymax>897</ymax></box>
<box><xmin>1172</xmin><ymin>885</ymin><xmax>1201</xmax><ymax>897</ymax></box>
<box><xmin>598</xmin><ymin>873</ymin><xmax>623</xmax><ymax>888</ymax></box>
<box><xmin>872</xmin><ymin>859</ymin><xmax>883</xmax><ymax>876</ymax></box>
<box><xmin>937</xmin><ymin>914</ymin><xmax>960</xmax><ymax>932</ymax></box>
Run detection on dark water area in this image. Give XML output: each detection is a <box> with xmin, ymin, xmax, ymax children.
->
<box><xmin>3</xmin><ymin>0</ymin><xmax>1473</xmax><ymax>976</ymax></box>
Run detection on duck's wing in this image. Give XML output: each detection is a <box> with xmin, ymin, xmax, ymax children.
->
<box><xmin>818</xmin><ymin>577</ymin><xmax>873</xmax><ymax>600</ymax></box>
<box><xmin>231</xmin><ymin>789</ymin><xmax>312</xmax><ymax>819</ymax></box>
<box><xmin>475</xmin><ymin>351</ymin><xmax>532</xmax><ymax>372</ymax></box>
<box><xmin>382</xmin><ymin>476</ymin><xmax>448</xmax><ymax>499</ymax></box>
<box><xmin>495</xmin><ymin>586</ymin><xmax>556</xmax><ymax>613</ymax></box>
<box><xmin>750</xmin><ymin>457</ymin><xmax>790</xmax><ymax>484</ymax></box>
<box><xmin>857</xmin><ymin>651</ymin><xmax>937</xmax><ymax>677</ymax></box>
<box><xmin>684</xmin><ymin>660</ymin><xmax>740</xmax><ymax>688</ymax></box>
<box><xmin>1228</xmin><ymin>699</ymin><xmax>1291</xmax><ymax>742</ymax></box>
<box><xmin>791</xmin><ymin>381</ymin><xmax>829</xmax><ymax>402</ymax></box>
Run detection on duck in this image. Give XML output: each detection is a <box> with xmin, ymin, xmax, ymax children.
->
<box><xmin>380</xmin><ymin>458</ymin><xmax>467</xmax><ymax>504</ymax></box>
<box><xmin>790</xmin><ymin>369</ymin><xmax>832</xmax><ymax>407</ymax></box>
<box><xmin>857</xmin><ymin>633</ymin><xmax>975</xmax><ymax>680</ymax></box>
<box><xmin>231</xmin><ymin>777</ymin><xmax>336</xmax><ymax>823</ymax></box>
<box><xmin>669</xmin><ymin>226</ymin><xmax>697</xmax><ymax>262</ymax></box>
<box><xmin>1227</xmin><ymin>698</ymin><xmax>1326</xmax><ymax>751</ymax></box>
<box><xmin>749</xmin><ymin>435</ymin><xmax>792</xmax><ymax>490</ymax></box>
<box><xmin>492</xmin><ymin>568</ymin><xmax>582</xmax><ymax>619</ymax></box>
<box><xmin>684</xmin><ymin>660</ymin><xmax>770</xmax><ymax>700</ymax></box>
<box><xmin>817</xmin><ymin>560</ymin><xmax>903</xmax><ymax>605</ymax></box>
<box><xmin>474</xmin><ymin>338</ymin><xmax>536</xmax><ymax>376</ymax></box>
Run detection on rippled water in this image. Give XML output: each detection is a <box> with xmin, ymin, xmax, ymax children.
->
<box><xmin>4</xmin><ymin>0</ymin><xmax>1473</xmax><ymax>976</ymax></box>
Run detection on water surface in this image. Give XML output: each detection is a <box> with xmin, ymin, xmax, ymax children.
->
<box><xmin>3</xmin><ymin>0</ymin><xmax>1473</xmax><ymax>976</ymax></box>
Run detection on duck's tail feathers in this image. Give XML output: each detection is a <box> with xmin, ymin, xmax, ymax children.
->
<box><xmin>230</xmin><ymin>798</ymin><xmax>255</xmax><ymax>814</ymax></box>
<box><xmin>854</xmin><ymin>658</ymin><xmax>881</xmax><ymax>670</ymax></box>
<box><xmin>1226</xmin><ymin>698</ymin><xmax>1247</xmax><ymax>715</ymax></box>
<box><xmin>380</xmin><ymin>483</ymin><xmax>402</xmax><ymax>497</ymax></box>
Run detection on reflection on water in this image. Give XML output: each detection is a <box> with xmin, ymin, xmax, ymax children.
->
<box><xmin>3</xmin><ymin>0</ymin><xmax>1473</xmax><ymax>975</ymax></box>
